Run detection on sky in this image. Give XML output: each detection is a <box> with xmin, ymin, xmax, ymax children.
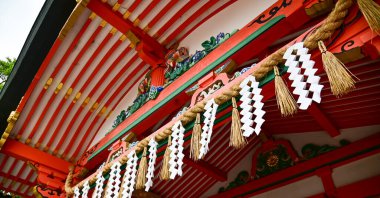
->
<box><xmin>0</xmin><ymin>0</ymin><xmax>46</xmax><ymax>60</ymax></box>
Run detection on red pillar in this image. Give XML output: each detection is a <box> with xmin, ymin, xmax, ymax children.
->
<box><xmin>151</xmin><ymin>66</ymin><xmax>165</xmax><ymax>87</ymax></box>
<box><xmin>315</xmin><ymin>166</ymin><xmax>337</xmax><ymax>197</ymax></box>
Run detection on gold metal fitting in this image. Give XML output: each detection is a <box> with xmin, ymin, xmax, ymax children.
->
<box><xmin>110</xmin><ymin>28</ymin><xmax>117</xmax><ymax>35</ymax></box>
<box><xmin>82</xmin><ymin>97</ymin><xmax>90</xmax><ymax>107</ymax></box>
<box><xmin>89</xmin><ymin>12</ymin><xmax>97</xmax><ymax>20</ymax></box>
<box><xmin>44</xmin><ymin>78</ymin><xmax>53</xmax><ymax>89</ymax></box>
<box><xmin>123</xmin><ymin>11</ymin><xmax>131</xmax><ymax>19</ymax></box>
<box><xmin>112</xmin><ymin>3</ymin><xmax>121</xmax><ymax>11</ymax></box>
<box><xmin>99</xmin><ymin>106</ymin><xmax>107</xmax><ymax>116</ymax></box>
<box><xmin>54</xmin><ymin>82</ymin><xmax>63</xmax><ymax>94</ymax></box>
<box><xmin>65</xmin><ymin>88</ymin><xmax>73</xmax><ymax>99</ymax></box>
<box><xmin>73</xmin><ymin>92</ymin><xmax>82</xmax><ymax>103</ymax></box>
<box><xmin>133</xmin><ymin>18</ymin><xmax>140</xmax><ymax>27</ymax></box>
<box><xmin>100</xmin><ymin>20</ymin><xmax>107</xmax><ymax>27</ymax></box>
<box><xmin>91</xmin><ymin>102</ymin><xmax>99</xmax><ymax>112</ymax></box>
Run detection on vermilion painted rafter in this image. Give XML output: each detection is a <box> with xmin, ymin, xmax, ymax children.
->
<box><xmin>68</xmin><ymin>59</ymin><xmax>145</xmax><ymax>158</ymax></box>
<box><xmin>1</xmin><ymin>140</ymin><xmax>71</xmax><ymax>174</ymax></box>
<box><xmin>73</xmin><ymin>62</ymin><xmax>148</xmax><ymax>163</ymax></box>
<box><xmin>45</xmin><ymin>30</ymin><xmax>115</xmax><ymax>152</ymax></box>
<box><xmin>18</xmin><ymin>17</ymin><xmax>93</xmax><ymax>139</ymax></box>
<box><xmin>53</xmin><ymin>39</ymin><xmax>128</xmax><ymax>156</ymax></box>
<box><xmin>27</xmin><ymin>21</ymin><xmax>103</xmax><ymax>143</ymax></box>
<box><xmin>135</xmin><ymin>1</ymin><xmax>156</xmax><ymax>22</ymax></box>
<box><xmin>146</xmin><ymin>0</ymin><xmax>178</xmax><ymax>30</ymax></box>
<box><xmin>177</xmin><ymin>0</ymin><xmax>237</xmax><ymax>43</ymax></box>
<box><xmin>154</xmin><ymin>0</ymin><xmax>199</xmax><ymax>39</ymax></box>
<box><xmin>308</xmin><ymin>104</ymin><xmax>340</xmax><ymax>137</ymax></box>
<box><xmin>127</xmin><ymin>0</ymin><xmax>141</xmax><ymax>13</ymax></box>
<box><xmin>163</xmin><ymin>0</ymin><xmax>218</xmax><ymax>44</ymax></box>
<box><xmin>67</xmin><ymin>60</ymin><xmax>146</xmax><ymax>160</ymax></box>
<box><xmin>16</xmin><ymin>39</ymin><xmax>62</xmax><ymax>113</ymax></box>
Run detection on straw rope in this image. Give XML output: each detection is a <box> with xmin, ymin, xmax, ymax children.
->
<box><xmin>67</xmin><ymin>0</ymin><xmax>354</xmax><ymax>190</ymax></box>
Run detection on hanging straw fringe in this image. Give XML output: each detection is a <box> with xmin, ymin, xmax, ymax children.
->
<box><xmin>318</xmin><ymin>41</ymin><xmax>358</xmax><ymax>97</ymax></box>
<box><xmin>357</xmin><ymin>0</ymin><xmax>380</xmax><ymax>35</ymax></box>
<box><xmin>159</xmin><ymin>136</ymin><xmax>171</xmax><ymax>181</ymax></box>
<box><xmin>190</xmin><ymin>113</ymin><xmax>201</xmax><ymax>160</ymax></box>
<box><xmin>68</xmin><ymin>0</ymin><xmax>358</xmax><ymax>190</ymax></box>
<box><xmin>229</xmin><ymin>97</ymin><xmax>247</xmax><ymax>149</ymax></box>
<box><xmin>273</xmin><ymin>66</ymin><xmax>298</xmax><ymax>116</ymax></box>
<box><xmin>136</xmin><ymin>147</ymin><xmax>148</xmax><ymax>190</ymax></box>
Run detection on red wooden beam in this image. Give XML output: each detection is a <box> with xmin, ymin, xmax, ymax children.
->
<box><xmin>183</xmin><ymin>156</ymin><xmax>227</xmax><ymax>182</ymax></box>
<box><xmin>307</xmin><ymin>104</ymin><xmax>340</xmax><ymax>137</ymax></box>
<box><xmin>163</xmin><ymin>0</ymin><xmax>218</xmax><ymax>44</ymax></box>
<box><xmin>145</xmin><ymin>1</ymin><xmax>178</xmax><ymax>30</ymax></box>
<box><xmin>87</xmin><ymin>0</ymin><xmax>166</xmax><ymax>58</ymax></box>
<box><xmin>1</xmin><ymin>140</ymin><xmax>72</xmax><ymax>174</ymax></box>
<box><xmin>210</xmin><ymin>132</ymin><xmax>380</xmax><ymax>198</ymax></box>
<box><xmin>315</xmin><ymin>166</ymin><xmax>336</xmax><ymax>197</ymax></box>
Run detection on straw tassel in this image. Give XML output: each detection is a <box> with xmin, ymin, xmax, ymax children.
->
<box><xmin>190</xmin><ymin>113</ymin><xmax>201</xmax><ymax>160</ymax></box>
<box><xmin>159</xmin><ymin>136</ymin><xmax>171</xmax><ymax>181</ymax></box>
<box><xmin>357</xmin><ymin>0</ymin><xmax>380</xmax><ymax>35</ymax></box>
<box><xmin>229</xmin><ymin>97</ymin><xmax>247</xmax><ymax>149</ymax></box>
<box><xmin>318</xmin><ymin>41</ymin><xmax>358</xmax><ymax>97</ymax></box>
<box><xmin>274</xmin><ymin>66</ymin><xmax>298</xmax><ymax>116</ymax></box>
<box><xmin>136</xmin><ymin>147</ymin><xmax>148</xmax><ymax>190</ymax></box>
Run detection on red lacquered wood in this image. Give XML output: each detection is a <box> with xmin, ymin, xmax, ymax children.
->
<box><xmin>18</xmin><ymin>18</ymin><xmax>93</xmax><ymax>138</ymax></box>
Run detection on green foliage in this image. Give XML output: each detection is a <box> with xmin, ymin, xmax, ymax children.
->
<box><xmin>0</xmin><ymin>57</ymin><xmax>16</xmax><ymax>91</ymax></box>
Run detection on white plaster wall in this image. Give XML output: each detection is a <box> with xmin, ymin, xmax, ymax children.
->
<box><xmin>179</xmin><ymin>0</ymin><xmax>278</xmax><ymax>55</ymax></box>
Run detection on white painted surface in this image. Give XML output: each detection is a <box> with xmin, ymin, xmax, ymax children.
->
<box><xmin>180</xmin><ymin>0</ymin><xmax>277</xmax><ymax>55</ymax></box>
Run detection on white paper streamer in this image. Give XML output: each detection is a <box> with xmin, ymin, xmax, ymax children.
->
<box><xmin>284</xmin><ymin>42</ymin><xmax>323</xmax><ymax>109</ymax></box>
<box><xmin>121</xmin><ymin>151</ymin><xmax>138</xmax><ymax>198</ymax></box>
<box><xmin>239</xmin><ymin>75</ymin><xmax>265</xmax><ymax>137</ymax></box>
<box><xmin>73</xmin><ymin>187</ymin><xmax>80</xmax><ymax>198</ymax></box>
<box><xmin>81</xmin><ymin>180</ymin><xmax>90</xmax><ymax>198</ymax></box>
<box><xmin>169</xmin><ymin>121</ymin><xmax>185</xmax><ymax>179</ymax></box>
<box><xmin>105</xmin><ymin>162</ymin><xmax>122</xmax><ymax>197</ymax></box>
<box><xmin>199</xmin><ymin>99</ymin><xmax>218</xmax><ymax>159</ymax></box>
<box><xmin>145</xmin><ymin>138</ymin><xmax>158</xmax><ymax>191</ymax></box>
<box><xmin>92</xmin><ymin>172</ymin><xmax>105</xmax><ymax>198</ymax></box>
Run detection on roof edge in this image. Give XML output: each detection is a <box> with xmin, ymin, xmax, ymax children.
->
<box><xmin>0</xmin><ymin>0</ymin><xmax>76</xmax><ymax>132</ymax></box>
